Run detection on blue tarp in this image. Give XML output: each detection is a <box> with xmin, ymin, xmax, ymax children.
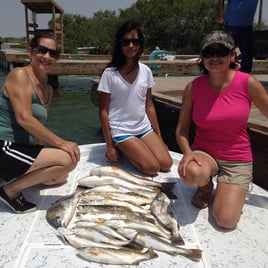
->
<box><xmin>148</xmin><ymin>49</ymin><xmax>168</xmax><ymax>70</ymax></box>
<box><xmin>148</xmin><ymin>49</ymin><xmax>168</xmax><ymax>61</ymax></box>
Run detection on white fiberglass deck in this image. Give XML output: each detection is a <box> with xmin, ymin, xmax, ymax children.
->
<box><xmin>1</xmin><ymin>143</ymin><xmax>268</xmax><ymax>268</ymax></box>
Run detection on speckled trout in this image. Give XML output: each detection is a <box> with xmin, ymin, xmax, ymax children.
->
<box><xmin>133</xmin><ymin>231</ymin><xmax>202</xmax><ymax>262</ymax></box>
<box><xmin>77</xmin><ymin>246</ymin><xmax>158</xmax><ymax>265</ymax></box>
<box><xmin>89</xmin><ymin>165</ymin><xmax>161</xmax><ymax>188</ymax></box>
<box><xmin>151</xmin><ymin>192</ymin><xmax>184</xmax><ymax>245</ymax></box>
<box><xmin>70</xmin><ymin>226</ymin><xmax>131</xmax><ymax>246</ymax></box>
<box><xmin>78</xmin><ymin>175</ymin><xmax>160</xmax><ymax>193</ymax></box>
<box><xmin>77</xmin><ymin>198</ymin><xmax>150</xmax><ymax>215</ymax></box>
<box><xmin>78</xmin><ymin>184</ymin><xmax>158</xmax><ymax>200</ymax></box>
<box><xmin>102</xmin><ymin>219</ymin><xmax>171</xmax><ymax>240</ymax></box>
<box><xmin>58</xmin><ymin>227</ymin><xmax>121</xmax><ymax>249</ymax></box>
<box><xmin>76</xmin><ymin>205</ymin><xmax>155</xmax><ymax>224</ymax></box>
<box><xmin>79</xmin><ymin>190</ymin><xmax>153</xmax><ymax>206</ymax></box>
<box><xmin>117</xmin><ymin>228</ymin><xmax>202</xmax><ymax>262</ymax></box>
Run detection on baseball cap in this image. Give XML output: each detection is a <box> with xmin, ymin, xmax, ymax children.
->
<box><xmin>201</xmin><ymin>30</ymin><xmax>235</xmax><ymax>51</ymax></box>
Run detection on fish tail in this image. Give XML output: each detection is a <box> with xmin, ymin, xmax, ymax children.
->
<box><xmin>186</xmin><ymin>248</ymin><xmax>202</xmax><ymax>262</ymax></box>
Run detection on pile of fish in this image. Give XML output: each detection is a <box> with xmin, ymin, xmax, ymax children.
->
<box><xmin>46</xmin><ymin>165</ymin><xmax>202</xmax><ymax>265</ymax></box>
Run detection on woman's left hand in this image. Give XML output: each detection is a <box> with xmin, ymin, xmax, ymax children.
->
<box><xmin>59</xmin><ymin>141</ymin><xmax>80</xmax><ymax>162</ymax></box>
<box><xmin>178</xmin><ymin>152</ymin><xmax>202</xmax><ymax>178</ymax></box>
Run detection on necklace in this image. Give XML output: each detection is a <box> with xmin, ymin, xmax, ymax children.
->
<box><xmin>122</xmin><ymin>61</ymin><xmax>139</xmax><ymax>73</ymax></box>
<box><xmin>120</xmin><ymin>63</ymin><xmax>139</xmax><ymax>84</ymax></box>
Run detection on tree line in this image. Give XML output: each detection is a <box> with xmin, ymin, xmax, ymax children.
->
<box><xmin>62</xmin><ymin>0</ymin><xmax>267</xmax><ymax>54</ymax></box>
<box><xmin>64</xmin><ymin>0</ymin><xmax>219</xmax><ymax>54</ymax></box>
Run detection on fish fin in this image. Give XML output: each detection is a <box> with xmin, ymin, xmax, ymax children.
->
<box><xmin>124</xmin><ymin>231</ymin><xmax>145</xmax><ymax>251</ymax></box>
<box><xmin>152</xmin><ymin>187</ymin><xmax>161</xmax><ymax>193</ymax></box>
<box><xmin>147</xmin><ymin>247</ymin><xmax>159</xmax><ymax>259</ymax></box>
<box><xmin>171</xmin><ymin>235</ymin><xmax>185</xmax><ymax>245</ymax></box>
<box><xmin>75</xmin><ymin>185</ymin><xmax>90</xmax><ymax>193</ymax></box>
<box><xmin>143</xmin><ymin>216</ymin><xmax>155</xmax><ymax>224</ymax></box>
<box><xmin>126</xmin><ymin>240</ymin><xmax>144</xmax><ymax>251</ymax></box>
<box><xmin>57</xmin><ymin>227</ymin><xmax>74</xmax><ymax>245</ymax></box>
<box><xmin>96</xmin><ymin>218</ymin><xmax>107</xmax><ymax>224</ymax></box>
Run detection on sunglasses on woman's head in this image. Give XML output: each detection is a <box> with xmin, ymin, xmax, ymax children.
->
<box><xmin>34</xmin><ymin>45</ymin><xmax>59</xmax><ymax>59</ymax></box>
<box><xmin>120</xmin><ymin>38</ymin><xmax>141</xmax><ymax>47</ymax></box>
<box><xmin>202</xmin><ymin>46</ymin><xmax>231</xmax><ymax>58</ymax></box>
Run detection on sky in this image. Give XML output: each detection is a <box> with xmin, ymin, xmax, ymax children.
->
<box><xmin>0</xmin><ymin>0</ymin><xmax>267</xmax><ymax>38</ymax></box>
<box><xmin>0</xmin><ymin>0</ymin><xmax>137</xmax><ymax>37</ymax></box>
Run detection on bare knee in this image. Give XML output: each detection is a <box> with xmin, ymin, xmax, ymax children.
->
<box><xmin>211</xmin><ymin>183</ymin><xmax>246</xmax><ymax>229</ymax></box>
<box><xmin>138</xmin><ymin>161</ymin><xmax>160</xmax><ymax>176</ymax></box>
<box><xmin>159</xmin><ymin>157</ymin><xmax>173</xmax><ymax>172</ymax></box>
<box><xmin>180</xmin><ymin>164</ymin><xmax>203</xmax><ymax>187</ymax></box>
<box><xmin>142</xmin><ymin>155</ymin><xmax>172</xmax><ymax>175</ymax></box>
<box><xmin>65</xmin><ymin>160</ymin><xmax>78</xmax><ymax>172</ymax></box>
<box><xmin>42</xmin><ymin>161</ymin><xmax>77</xmax><ymax>186</ymax></box>
<box><xmin>44</xmin><ymin>156</ymin><xmax>78</xmax><ymax>185</ymax></box>
<box><xmin>212</xmin><ymin>207</ymin><xmax>240</xmax><ymax>229</ymax></box>
<box><xmin>59</xmin><ymin>152</ymin><xmax>78</xmax><ymax>172</ymax></box>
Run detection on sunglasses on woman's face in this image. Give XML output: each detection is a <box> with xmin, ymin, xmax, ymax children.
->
<box><xmin>120</xmin><ymin>38</ymin><xmax>141</xmax><ymax>47</ymax></box>
<box><xmin>34</xmin><ymin>45</ymin><xmax>59</xmax><ymax>59</ymax></box>
<box><xmin>202</xmin><ymin>46</ymin><xmax>231</xmax><ymax>58</ymax></box>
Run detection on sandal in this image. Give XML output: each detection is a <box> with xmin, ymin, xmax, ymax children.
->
<box><xmin>192</xmin><ymin>179</ymin><xmax>213</xmax><ymax>209</ymax></box>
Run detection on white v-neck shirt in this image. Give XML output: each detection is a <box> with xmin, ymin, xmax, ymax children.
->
<box><xmin>97</xmin><ymin>62</ymin><xmax>155</xmax><ymax>138</ymax></box>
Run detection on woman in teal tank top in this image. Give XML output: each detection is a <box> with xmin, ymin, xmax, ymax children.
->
<box><xmin>0</xmin><ymin>33</ymin><xmax>80</xmax><ymax>213</ymax></box>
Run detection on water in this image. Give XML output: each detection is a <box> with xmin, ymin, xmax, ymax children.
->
<box><xmin>0</xmin><ymin>72</ymin><xmax>104</xmax><ymax>145</ymax></box>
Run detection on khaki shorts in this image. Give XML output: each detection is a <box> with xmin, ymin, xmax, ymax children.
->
<box><xmin>215</xmin><ymin>159</ymin><xmax>253</xmax><ymax>191</ymax></box>
<box><xmin>193</xmin><ymin>150</ymin><xmax>253</xmax><ymax>191</ymax></box>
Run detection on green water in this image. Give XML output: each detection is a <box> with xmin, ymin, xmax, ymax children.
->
<box><xmin>0</xmin><ymin>72</ymin><xmax>104</xmax><ymax>145</ymax></box>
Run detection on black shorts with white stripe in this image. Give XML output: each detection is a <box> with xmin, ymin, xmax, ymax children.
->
<box><xmin>0</xmin><ymin>141</ymin><xmax>43</xmax><ymax>181</ymax></box>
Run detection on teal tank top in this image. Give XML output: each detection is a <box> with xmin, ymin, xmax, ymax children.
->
<box><xmin>0</xmin><ymin>81</ymin><xmax>50</xmax><ymax>145</ymax></box>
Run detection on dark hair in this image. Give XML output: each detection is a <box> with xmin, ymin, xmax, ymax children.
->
<box><xmin>198</xmin><ymin>48</ymin><xmax>238</xmax><ymax>74</ymax></box>
<box><xmin>30</xmin><ymin>33</ymin><xmax>57</xmax><ymax>49</ymax></box>
<box><xmin>107</xmin><ymin>21</ymin><xmax>144</xmax><ymax>70</ymax></box>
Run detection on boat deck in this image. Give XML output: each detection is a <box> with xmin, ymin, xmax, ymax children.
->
<box><xmin>1</xmin><ymin>143</ymin><xmax>268</xmax><ymax>268</ymax></box>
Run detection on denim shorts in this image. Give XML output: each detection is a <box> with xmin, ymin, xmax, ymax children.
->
<box><xmin>113</xmin><ymin>128</ymin><xmax>153</xmax><ymax>144</ymax></box>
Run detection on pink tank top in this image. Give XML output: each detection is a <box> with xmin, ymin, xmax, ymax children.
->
<box><xmin>191</xmin><ymin>71</ymin><xmax>252</xmax><ymax>161</ymax></box>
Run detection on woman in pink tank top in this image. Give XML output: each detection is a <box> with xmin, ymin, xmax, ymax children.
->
<box><xmin>176</xmin><ymin>31</ymin><xmax>268</xmax><ymax>229</ymax></box>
